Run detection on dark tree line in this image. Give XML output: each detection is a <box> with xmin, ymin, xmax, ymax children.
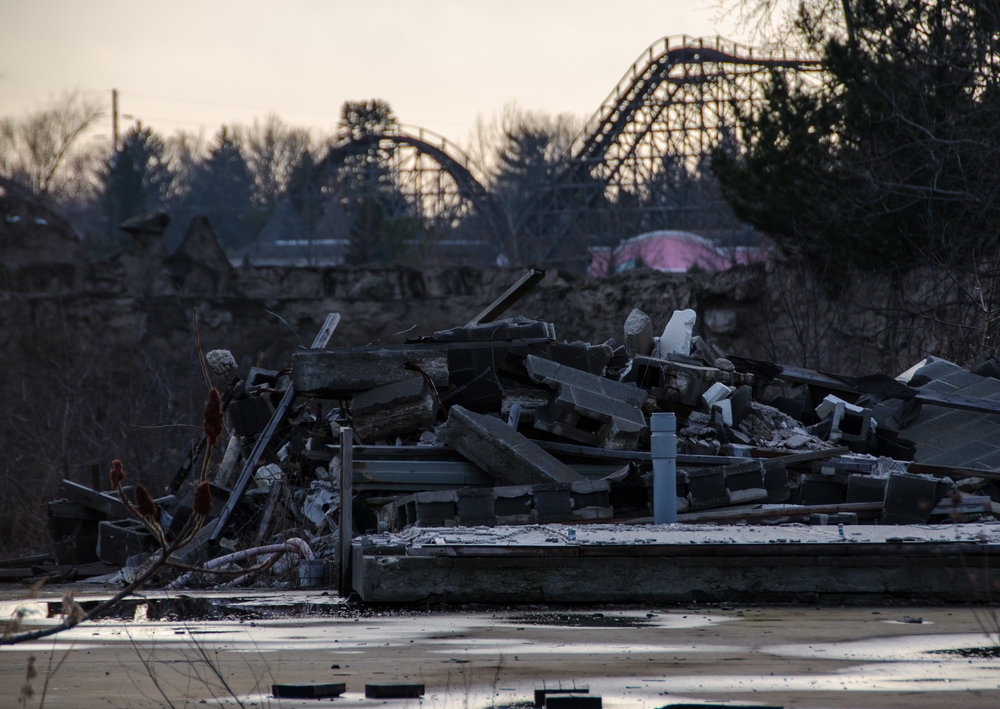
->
<box><xmin>3</xmin><ymin>95</ymin><xmax>754</xmax><ymax>268</ymax></box>
<box><xmin>712</xmin><ymin>0</ymin><xmax>1000</xmax><ymax>278</ymax></box>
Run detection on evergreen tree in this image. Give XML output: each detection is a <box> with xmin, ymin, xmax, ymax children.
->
<box><xmin>712</xmin><ymin>0</ymin><xmax>1000</xmax><ymax>277</ymax></box>
<box><xmin>285</xmin><ymin>148</ymin><xmax>324</xmax><ymax>235</ymax></box>
<box><xmin>95</xmin><ymin>123</ymin><xmax>172</xmax><ymax>254</ymax></box>
<box><xmin>182</xmin><ymin>127</ymin><xmax>258</xmax><ymax>252</ymax></box>
<box><xmin>335</xmin><ymin>99</ymin><xmax>420</xmax><ymax>264</ymax></box>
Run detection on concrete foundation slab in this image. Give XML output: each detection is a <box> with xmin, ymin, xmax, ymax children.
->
<box><xmin>352</xmin><ymin>523</ymin><xmax>1000</xmax><ymax>604</ymax></box>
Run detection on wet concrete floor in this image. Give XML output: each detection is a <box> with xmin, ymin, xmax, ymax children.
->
<box><xmin>2</xmin><ymin>589</ymin><xmax>999</xmax><ymax>708</ymax></box>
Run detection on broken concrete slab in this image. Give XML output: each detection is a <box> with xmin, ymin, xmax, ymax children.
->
<box><xmin>654</xmin><ymin>308</ymin><xmax>696</xmax><ymax>358</ymax></box>
<box><xmin>431</xmin><ymin>315</ymin><xmax>556</xmax><ymax>342</ymax></box>
<box><xmin>351</xmin><ymin>375</ymin><xmax>438</xmax><ymax>443</ymax></box>
<box><xmin>525</xmin><ymin>355</ymin><xmax>647</xmax><ymax>450</ymax></box>
<box><xmin>293</xmin><ymin>347</ymin><xmax>448</xmax><ymax>394</ymax></box>
<box><xmin>58</xmin><ymin>479</ymin><xmax>127</xmax><ymax>519</ymax></box>
<box><xmin>623</xmin><ymin>308</ymin><xmax>653</xmax><ymax>358</ymax></box>
<box><xmin>437</xmin><ymin>405</ymin><xmax>585</xmax><ymax>485</ymax></box>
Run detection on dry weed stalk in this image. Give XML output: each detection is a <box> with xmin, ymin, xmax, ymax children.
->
<box><xmin>0</xmin><ymin>384</ymin><xmax>226</xmax><ymax>647</ymax></box>
<box><xmin>17</xmin><ymin>655</ymin><xmax>36</xmax><ymax>708</ymax></box>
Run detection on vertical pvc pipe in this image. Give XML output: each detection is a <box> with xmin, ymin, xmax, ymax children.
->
<box><xmin>338</xmin><ymin>426</ymin><xmax>353</xmax><ymax>596</ymax></box>
<box><xmin>651</xmin><ymin>412</ymin><xmax>677</xmax><ymax>524</ymax></box>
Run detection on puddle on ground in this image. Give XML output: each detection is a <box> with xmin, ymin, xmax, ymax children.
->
<box><xmin>428</xmin><ymin>636</ymin><xmax>747</xmax><ymax>655</ymax></box>
<box><xmin>761</xmin><ymin>632</ymin><xmax>999</xmax><ymax>661</ymax></box>
<box><xmin>5</xmin><ymin>596</ymin><xmax>1000</xmax><ymax>705</ymax></box>
<box><xmin>500</xmin><ymin>609</ymin><xmax>730</xmax><ymax>630</ymax></box>
<box><xmin>505</xmin><ymin>611</ymin><xmax>654</xmax><ymax>628</ymax></box>
<box><xmin>658</xmin><ymin>660</ymin><xmax>1000</xmax><ymax>695</ymax></box>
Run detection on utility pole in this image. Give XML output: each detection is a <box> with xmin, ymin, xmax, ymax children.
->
<box><xmin>112</xmin><ymin>88</ymin><xmax>119</xmax><ymax>152</ymax></box>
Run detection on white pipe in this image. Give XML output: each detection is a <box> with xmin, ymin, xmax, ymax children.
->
<box><xmin>167</xmin><ymin>537</ymin><xmax>315</xmax><ymax>589</ymax></box>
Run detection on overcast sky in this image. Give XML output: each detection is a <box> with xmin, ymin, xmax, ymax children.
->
<box><xmin>0</xmin><ymin>1</ymin><xmax>746</xmax><ymax>149</ymax></box>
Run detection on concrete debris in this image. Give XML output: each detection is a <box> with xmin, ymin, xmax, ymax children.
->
<box><xmin>623</xmin><ymin>307</ymin><xmax>653</xmax><ymax>358</ymax></box>
<box><xmin>27</xmin><ymin>273</ymin><xmax>1000</xmax><ymax>593</ymax></box>
<box><xmin>437</xmin><ymin>405</ymin><xmax>585</xmax><ymax>485</ymax></box>
<box><xmin>351</xmin><ymin>375</ymin><xmax>437</xmax><ymax>444</ymax></box>
<box><xmin>655</xmin><ymin>308</ymin><xmax>697</xmax><ymax>358</ymax></box>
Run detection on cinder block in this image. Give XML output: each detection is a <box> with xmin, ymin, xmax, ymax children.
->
<box><xmin>723</xmin><ymin>460</ymin><xmax>765</xmax><ymax>492</ymax></box>
<box><xmin>846</xmin><ymin>474</ymin><xmax>888</xmax><ymax>504</ymax></box>
<box><xmin>571</xmin><ymin>506</ymin><xmax>614</xmax><ymax>520</ymax></box>
<box><xmin>414</xmin><ymin>490</ymin><xmax>457</xmax><ymax>527</ymax></box>
<box><xmin>494</xmin><ymin>485</ymin><xmax>534</xmax><ymax>524</ymax></box>
<box><xmin>799</xmin><ymin>474</ymin><xmax>845</xmax><ymax>506</ymax></box>
<box><xmin>525</xmin><ymin>355</ymin><xmax>647</xmax><ymax>449</ymax></box>
<box><xmin>456</xmin><ymin>488</ymin><xmax>495</xmax><ymax>526</ymax></box>
<box><xmin>532</xmin><ymin>483</ymin><xmax>572</xmax><ymax>522</ymax></box>
<box><xmin>882</xmin><ymin>472</ymin><xmax>948</xmax><ymax>524</ymax></box>
<box><xmin>685</xmin><ymin>468</ymin><xmax>730</xmax><ymax>510</ymax></box>
<box><xmin>702</xmin><ymin>382</ymin><xmax>731</xmax><ymax>406</ymax></box>
<box><xmin>570</xmin><ymin>480</ymin><xmax>611</xmax><ymax>510</ymax></box>
<box><xmin>97</xmin><ymin>518</ymin><xmax>155</xmax><ymax>566</ymax></box>
<box><xmin>542</xmin><ymin>341</ymin><xmax>614</xmax><ymax>376</ymax></box>
<box><xmin>438</xmin><ymin>406</ymin><xmax>584</xmax><ymax>485</ymax></box>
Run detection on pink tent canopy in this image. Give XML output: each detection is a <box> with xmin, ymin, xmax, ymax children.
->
<box><xmin>589</xmin><ymin>230</ymin><xmax>768</xmax><ymax>278</ymax></box>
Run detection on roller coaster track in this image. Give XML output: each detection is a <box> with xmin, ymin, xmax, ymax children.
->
<box><xmin>518</xmin><ymin>35</ymin><xmax>820</xmax><ymax>255</ymax></box>
<box><xmin>319</xmin><ymin>36</ymin><xmax>819</xmax><ymax>265</ymax></box>
<box><xmin>317</xmin><ymin>125</ymin><xmax>512</xmax><ymax>254</ymax></box>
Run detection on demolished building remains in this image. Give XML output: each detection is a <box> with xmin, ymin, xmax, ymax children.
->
<box><xmin>20</xmin><ymin>267</ymin><xmax>1000</xmax><ymax>603</ymax></box>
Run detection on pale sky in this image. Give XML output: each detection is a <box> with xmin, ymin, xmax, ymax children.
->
<box><xmin>0</xmin><ymin>0</ymin><xmax>745</xmax><ymax>150</ymax></box>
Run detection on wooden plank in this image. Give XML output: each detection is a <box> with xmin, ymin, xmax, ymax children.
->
<box><xmin>338</xmin><ymin>426</ymin><xmax>354</xmax><ymax>596</ymax></box>
<box><xmin>210</xmin><ymin>313</ymin><xmax>340</xmax><ymax>542</ymax></box>
<box><xmin>908</xmin><ymin>461</ymin><xmax>1000</xmax><ymax>481</ymax></box>
<box><xmin>750</xmin><ymin>446</ymin><xmax>849</xmax><ymax>464</ymax></box>
<box><xmin>252</xmin><ymin>481</ymin><xmax>285</xmax><ymax>546</ymax></box>
<box><xmin>465</xmin><ymin>267</ymin><xmax>545</xmax><ymax>326</ymax></box>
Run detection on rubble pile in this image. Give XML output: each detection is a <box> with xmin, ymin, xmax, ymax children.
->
<box><xmin>31</xmin><ymin>271</ymin><xmax>1000</xmax><ymax>588</ymax></box>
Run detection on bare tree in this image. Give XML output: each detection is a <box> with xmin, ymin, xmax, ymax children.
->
<box><xmin>242</xmin><ymin>114</ymin><xmax>316</xmax><ymax>213</ymax></box>
<box><xmin>0</xmin><ymin>92</ymin><xmax>103</xmax><ymax>203</ymax></box>
<box><xmin>466</xmin><ymin>102</ymin><xmax>582</xmax><ymax>263</ymax></box>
